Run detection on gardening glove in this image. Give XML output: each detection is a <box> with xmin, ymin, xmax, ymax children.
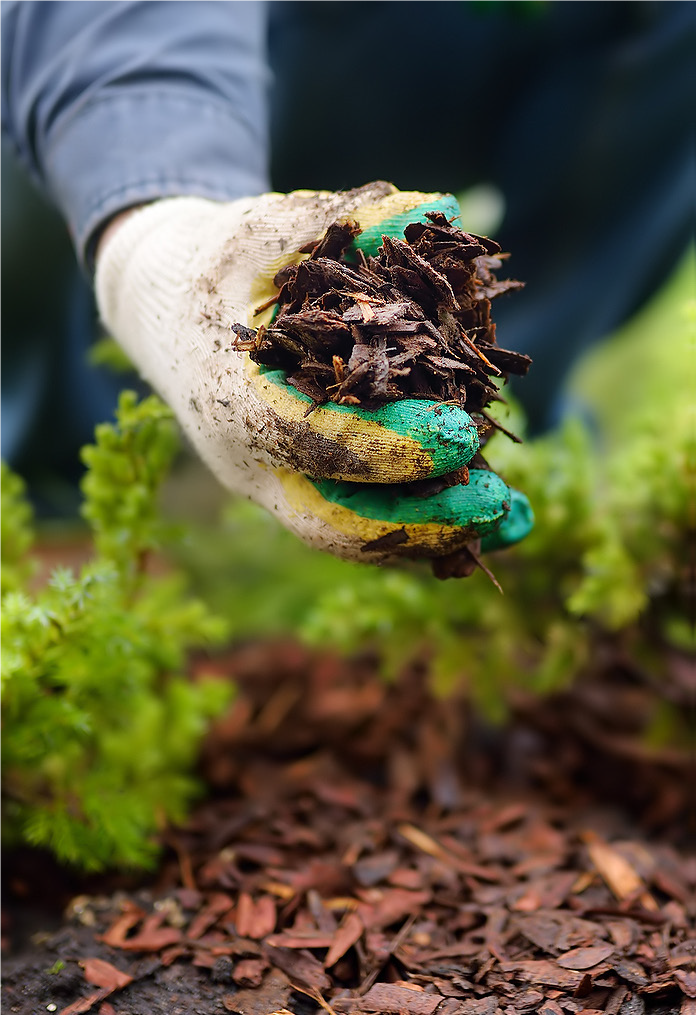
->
<box><xmin>95</xmin><ymin>181</ymin><xmax>533</xmax><ymax>563</ymax></box>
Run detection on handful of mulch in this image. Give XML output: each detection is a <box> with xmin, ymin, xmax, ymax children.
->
<box><xmin>237</xmin><ymin>211</ymin><xmax>531</xmax><ymax>416</ymax></box>
<box><xmin>235</xmin><ymin>212</ymin><xmax>532</xmax><ymax>579</ymax></box>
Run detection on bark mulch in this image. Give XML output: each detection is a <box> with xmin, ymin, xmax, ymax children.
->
<box><xmin>3</xmin><ymin>642</ymin><xmax>691</xmax><ymax>1015</ymax></box>
<box><xmin>238</xmin><ymin>214</ymin><xmax>530</xmax><ymax>412</ymax></box>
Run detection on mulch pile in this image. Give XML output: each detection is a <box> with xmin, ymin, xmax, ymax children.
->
<box><xmin>236</xmin><ymin>215</ymin><xmax>533</xmax><ymax>581</ymax></box>
<box><xmin>3</xmin><ymin>642</ymin><xmax>691</xmax><ymax>1015</ymax></box>
<box><xmin>236</xmin><ymin>214</ymin><xmax>531</xmax><ymax>414</ymax></box>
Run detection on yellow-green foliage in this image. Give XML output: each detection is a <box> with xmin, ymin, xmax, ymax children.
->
<box><xmin>1</xmin><ymin>393</ymin><xmax>231</xmax><ymax>870</ymax></box>
<box><xmin>1</xmin><ymin>463</ymin><xmax>35</xmax><ymax>596</ymax></box>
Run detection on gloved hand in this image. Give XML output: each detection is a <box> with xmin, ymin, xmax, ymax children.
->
<box><xmin>95</xmin><ymin>181</ymin><xmax>532</xmax><ymax>563</ymax></box>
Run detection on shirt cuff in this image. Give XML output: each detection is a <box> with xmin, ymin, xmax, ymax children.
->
<box><xmin>44</xmin><ymin>89</ymin><xmax>270</xmax><ymax>270</ymax></box>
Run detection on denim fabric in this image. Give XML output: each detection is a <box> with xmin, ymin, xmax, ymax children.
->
<box><xmin>2</xmin><ymin>0</ymin><xmax>271</xmax><ymax>264</ymax></box>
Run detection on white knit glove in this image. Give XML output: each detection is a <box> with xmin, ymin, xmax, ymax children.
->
<box><xmin>95</xmin><ymin>183</ymin><xmax>524</xmax><ymax>562</ymax></box>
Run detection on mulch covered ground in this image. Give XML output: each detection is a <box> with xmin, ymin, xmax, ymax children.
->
<box><xmin>2</xmin><ymin>640</ymin><xmax>691</xmax><ymax>1015</ymax></box>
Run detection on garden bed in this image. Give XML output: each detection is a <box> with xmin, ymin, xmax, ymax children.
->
<box><xmin>3</xmin><ymin>639</ymin><xmax>689</xmax><ymax>1015</ymax></box>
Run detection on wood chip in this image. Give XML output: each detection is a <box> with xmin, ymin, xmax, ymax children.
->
<box><xmin>58</xmin><ymin>990</ymin><xmax>113</xmax><ymax>1015</ymax></box>
<box><xmin>324</xmin><ymin>911</ymin><xmax>364</xmax><ymax>968</ymax></box>
<box><xmin>583</xmin><ymin>833</ymin><xmax>658</xmax><ymax>911</ymax></box>
<box><xmin>336</xmin><ymin>982</ymin><xmax>445</xmax><ymax>1015</ymax></box>
<box><xmin>556</xmin><ymin>944</ymin><xmax>615</xmax><ymax>969</ymax></box>
<box><xmin>79</xmin><ymin>958</ymin><xmax>134</xmax><ymax>991</ymax></box>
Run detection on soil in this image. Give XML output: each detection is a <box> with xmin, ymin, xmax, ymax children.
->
<box><xmin>3</xmin><ymin>639</ymin><xmax>691</xmax><ymax>1015</ymax></box>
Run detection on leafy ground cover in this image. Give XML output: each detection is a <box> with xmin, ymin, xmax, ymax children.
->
<box><xmin>2</xmin><ymin>395</ymin><xmax>230</xmax><ymax>870</ymax></box>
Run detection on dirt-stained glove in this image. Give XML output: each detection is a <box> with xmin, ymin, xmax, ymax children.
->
<box><xmin>95</xmin><ymin>181</ymin><xmax>532</xmax><ymax>563</ymax></box>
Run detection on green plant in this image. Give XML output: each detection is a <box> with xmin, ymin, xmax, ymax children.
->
<box><xmin>1</xmin><ymin>462</ymin><xmax>35</xmax><ymax>596</ymax></box>
<box><xmin>1</xmin><ymin>392</ymin><xmax>231</xmax><ymax>870</ymax></box>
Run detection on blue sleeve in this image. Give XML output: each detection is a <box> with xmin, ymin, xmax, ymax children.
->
<box><xmin>1</xmin><ymin>0</ymin><xmax>271</xmax><ymax>266</ymax></box>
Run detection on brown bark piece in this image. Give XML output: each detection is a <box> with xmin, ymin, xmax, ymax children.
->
<box><xmin>222</xmin><ymin>971</ymin><xmax>292</xmax><ymax>1015</ymax></box>
<box><xmin>264</xmin><ymin>944</ymin><xmax>332</xmax><ymax>991</ymax></box>
<box><xmin>324</xmin><ymin>911</ymin><xmax>364</xmax><ymax>968</ymax></box>
<box><xmin>583</xmin><ymin>834</ymin><xmax>658</xmax><ymax>911</ymax></box>
<box><xmin>341</xmin><ymin>982</ymin><xmax>445</xmax><ymax>1015</ymax></box>
<box><xmin>499</xmin><ymin>959</ymin><xmax>586</xmax><ymax>990</ymax></box>
<box><xmin>111</xmin><ymin>912</ymin><xmax>182</xmax><ymax>952</ymax></box>
<box><xmin>98</xmin><ymin>904</ymin><xmax>144</xmax><ymax>947</ymax></box>
<box><xmin>234</xmin><ymin>892</ymin><xmax>277</xmax><ymax>939</ymax></box>
<box><xmin>186</xmin><ymin>891</ymin><xmax>234</xmax><ymax>939</ymax></box>
<box><xmin>556</xmin><ymin>944</ymin><xmax>615</xmax><ymax>969</ymax></box>
<box><xmin>79</xmin><ymin>958</ymin><xmax>134</xmax><ymax>990</ymax></box>
<box><xmin>58</xmin><ymin>990</ymin><xmax>113</xmax><ymax>1015</ymax></box>
<box><xmin>233</xmin><ymin>958</ymin><xmax>270</xmax><ymax>988</ymax></box>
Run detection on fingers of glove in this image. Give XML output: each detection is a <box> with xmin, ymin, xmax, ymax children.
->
<box><xmin>277</xmin><ymin>468</ymin><xmax>513</xmax><ymax>559</ymax></box>
<box><xmin>249</xmin><ymin>365</ymin><xmax>479</xmax><ymax>482</ymax></box>
<box><xmin>480</xmin><ymin>488</ymin><xmax>535</xmax><ymax>552</ymax></box>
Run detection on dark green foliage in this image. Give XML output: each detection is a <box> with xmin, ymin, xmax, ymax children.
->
<box><xmin>1</xmin><ymin>393</ymin><xmax>231</xmax><ymax>871</ymax></box>
<box><xmin>80</xmin><ymin>391</ymin><xmax>180</xmax><ymax>579</ymax></box>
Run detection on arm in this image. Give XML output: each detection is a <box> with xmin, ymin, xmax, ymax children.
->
<box><xmin>1</xmin><ymin>0</ymin><xmax>270</xmax><ymax>267</ymax></box>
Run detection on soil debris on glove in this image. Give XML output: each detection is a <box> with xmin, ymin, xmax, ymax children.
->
<box><xmin>236</xmin><ymin>212</ymin><xmax>531</xmax><ymax>416</ymax></box>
